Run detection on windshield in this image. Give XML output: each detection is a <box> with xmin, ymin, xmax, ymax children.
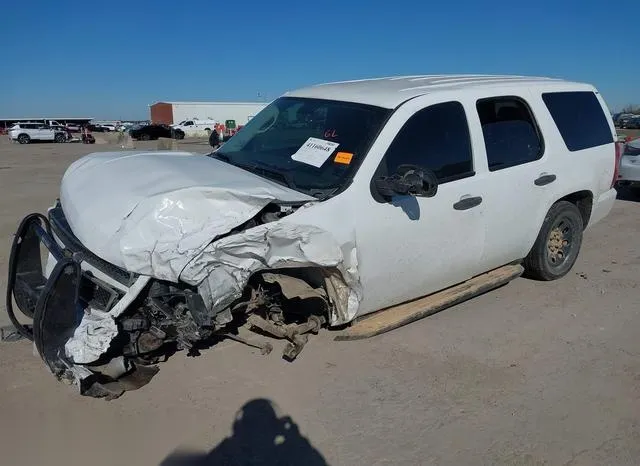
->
<box><xmin>213</xmin><ymin>97</ymin><xmax>390</xmax><ymax>197</ymax></box>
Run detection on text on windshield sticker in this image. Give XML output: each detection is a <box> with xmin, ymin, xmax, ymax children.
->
<box><xmin>291</xmin><ymin>137</ymin><xmax>340</xmax><ymax>168</ymax></box>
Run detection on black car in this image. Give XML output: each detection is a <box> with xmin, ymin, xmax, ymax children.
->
<box><xmin>624</xmin><ymin>116</ymin><xmax>640</xmax><ymax>129</ymax></box>
<box><xmin>86</xmin><ymin>124</ymin><xmax>107</xmax><ymax>132</ymax></box>
<box><xmin>129</xmin><ymin>124</ymin><xmax>182</xmax><ymax>141</ymax></box>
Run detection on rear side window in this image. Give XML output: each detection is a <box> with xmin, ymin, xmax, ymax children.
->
<box><xmin>542</xmin><ymin>91</ymin><xmax>613</xmax><ymax>151</ymax></box>
<box><xmin>381</xmin><ymin>101</ymin><xmax>473</xmax><ymax>183</ymax></box>
<box><xmin>477</xmin><ymin>97</ymin><xmax>544</xmax><ymax>171</ymax></box>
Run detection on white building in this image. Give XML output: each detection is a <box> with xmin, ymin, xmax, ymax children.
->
<box><xmin>150</xmin><ymin>101</ymin><xmax>268</xmax><ymax>126</ymax></box>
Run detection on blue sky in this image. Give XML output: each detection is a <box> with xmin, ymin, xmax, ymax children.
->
<box><xmin>1</xmin><ymin>0</ymin><xmax>637</xmax><ymax>120</ymax></box>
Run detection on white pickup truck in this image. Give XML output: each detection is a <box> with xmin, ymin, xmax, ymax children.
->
<box><xmin>6</xmin><ymin>75</ymin><xmax>619</xmax><ymax>398</ymax></box>
<box><xmin>171</xmin><ymin>119</ymin><xmax>217</xmax><ymax>138</ymax></box>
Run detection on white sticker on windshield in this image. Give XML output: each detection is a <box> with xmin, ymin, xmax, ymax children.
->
<box><xmin>291</xmin><ymin>137</ymin><xmax>340</xmax><ymax>168</ymax></box>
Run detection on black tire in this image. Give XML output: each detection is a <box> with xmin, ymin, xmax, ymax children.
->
<box><xmin>54</xmin><ymin>133</ymin><xmax>65</xmax><ymax>143</ymax></box>
<box><xmin>523</xmin><ymin>201</ymin><xmax>584</xmax><ymax>281</ymax></box>
<box><xmin>140</xmin><ymin>133</ymin><xmax>151</xmax><ymax>141</ymax></box>
<box><xmin>174</xmin><ymin>130</ymin><xmax>184</xmax><ymax>140</ymax></box>
<box><xmin>17</xmin><ymin>134</ymin><xmax>30</xmax><ymax>144</ymax></box>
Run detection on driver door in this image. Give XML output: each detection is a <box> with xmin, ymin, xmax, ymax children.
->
<box><xmin>354</xmin><ymin>98</ymin><xmax>488</xmax><ymax>314</ymax></box>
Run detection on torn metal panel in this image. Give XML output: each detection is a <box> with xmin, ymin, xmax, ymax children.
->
<box><xmin>323</xmin><ymin>269</ymin><xmax>360</xmax><ymax>325</ymax></box>
<box><xmin>59</xmin><ymin>151</ymin><xmax>314</xmax><ymax>281</ymax></box>
<box><xmin>180</xmin><ymin>222</ymin><xmax>361</xmax><ymax>326</ymax></box>
<box><xmin>261</xmin><ymin>273</ymin><xmax>327</xmax><ymax>301</ymax></box>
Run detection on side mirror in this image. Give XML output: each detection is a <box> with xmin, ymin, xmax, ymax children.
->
<box><xmin>374</xmin><ymin>164</ymin><xmax>438</xmax><ymax>200</ymax></box>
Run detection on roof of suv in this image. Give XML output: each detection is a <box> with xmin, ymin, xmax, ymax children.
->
<box><xmin>285</xmin><ymin>74</ymin><xmax>590</xmax><ymax>109</ymax></box>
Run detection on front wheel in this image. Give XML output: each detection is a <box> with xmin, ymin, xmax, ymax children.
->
<box><xmin>523</xmin><ymin>201</ymin><xmax>584</xmax><ymax>281</ymax></box>
<box><xmin>140</xmin><ymin>133</ymin><xmax>151</xmax><ymax>141</ymax></box>
<box><xmin>17</xmin><ymin>134</ymin><xmax>31</xmax><ymax>144</ymax></box>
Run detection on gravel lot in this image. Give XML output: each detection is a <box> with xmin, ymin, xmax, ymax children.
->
<box><xmin>0</xmin><ymin>134</ymin><xmax>639</xmax><ymax>466</ymax></box>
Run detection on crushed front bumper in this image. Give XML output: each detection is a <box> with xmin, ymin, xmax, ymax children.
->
<box><xmin>5</xmin><ymin>210</ymin><xmax>157</xmax><ymax>399</ymax></box>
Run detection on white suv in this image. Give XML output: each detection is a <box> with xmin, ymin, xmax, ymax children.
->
<box><xmin>9</xmin><ymin>122</ymin><xmax>67</xmax><ymax>144</ymax></box>
<box><xmin>6</xmin><ymin>75</ymin><xmax>619</xmax><ymax>398</ymax></box>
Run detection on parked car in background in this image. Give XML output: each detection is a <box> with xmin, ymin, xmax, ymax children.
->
<box><xmin>65</xmin><ymin>124</ymin><xmax>81</xmax><ymax>132</ymax></box>
<box><xmin>623</xmin><ymin>116</ymin><xmax>640</xmax><ymax>129</ymax></box>
<box><xmin>116</xmin><ymin>122</ymin><xmax>135</xmax><ymax>132</ymax></box>
<box><xmin>617</xmin><ymin>138</ymin><xmax>640</xmax><ymax>188</ymax></box>
<box><xmin>617</xmin><ymin>114</ymin><xmax>639</xmax><ymax>128</ymax></box>
<box><xmin>9</xmin><ymin>122</ymin><xmax>68</xmax><ymax>144</ymax></box>
<box><xmin>86</xmin><ymin>124</ymin><xmax>107</xmax><ymax>132</ymax></box>
<box><xmin>171</xmin><ymin>119</ymin><xmax>217</xmax><ymax>137</ymax></box>
<box><xmin>129</xmin><ymin>123</ymin><xmax>178</xmax><ymax>140</ymax></box>
<box><xmin>43</xmin><ymin>119</ymin><xmax>64</xmax><ymax>128</ymax></box>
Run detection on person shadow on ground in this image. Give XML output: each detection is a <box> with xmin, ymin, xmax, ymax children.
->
<box><xmin>160</xmin><ymin>398</ymin><xmax>329</xmax><ymax>466</ymax></box>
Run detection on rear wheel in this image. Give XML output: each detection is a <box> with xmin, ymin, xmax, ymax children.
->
<box><xmin>17</xmin><ymin>134</ymin><xmax>30</xmax><ymax>144</ymax></box>
<box><xmin>140</xmin><ymin>133</ymin><xmax>151</xmax><ymax>141</ymax></box>
<box><xmin>523</xmin><ymin>201</ymin><xmax>583</xmax><ymax>281</ymax></box>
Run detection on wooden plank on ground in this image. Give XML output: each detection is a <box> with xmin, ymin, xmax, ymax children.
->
<box><xmin>334</xmin><ymin>264</ymin><xmax>524</xmax><ymax>341</ymax></box>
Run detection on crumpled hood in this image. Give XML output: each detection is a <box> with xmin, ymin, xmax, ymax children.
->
<box><xmin>60</xmin><ymin>150</ymin><xmax>314</xmax><ymax>281</ymax></box>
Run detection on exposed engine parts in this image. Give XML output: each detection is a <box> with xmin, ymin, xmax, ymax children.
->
<box><xmin>247</xmin><ymin>314</ymin><xmax>326</xmax><ymax>361</ymax></box>
<box><xmin>5</xmin><ymin>205</ymin><xmax>344</xmax><ymax>400</ymax></box>
<box><xmin>89</xmin><ymin>269</ymin><xmax>333</xmax><ymax>386</ymax></box>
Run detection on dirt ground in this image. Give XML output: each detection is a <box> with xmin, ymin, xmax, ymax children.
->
<box><xmin>0</xmin><ymin>134</ymin><xmax>639</xmax><ymax>466</ymax></box>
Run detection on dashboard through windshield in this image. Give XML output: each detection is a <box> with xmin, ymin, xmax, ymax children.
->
<box><xmin>212</xmin><ymin>97</ymin><xmax>390</xmax><ymax>197</ymax></box>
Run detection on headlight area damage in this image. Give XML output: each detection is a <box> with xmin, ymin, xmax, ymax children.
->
<box><xmin>5</xmin><ymin>201</ymin><xmax>359</xmax><ymax>400</ymax></box>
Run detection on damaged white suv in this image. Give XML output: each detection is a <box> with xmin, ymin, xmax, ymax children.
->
<box><xmin>6</xmin><ymin>75</ymin><xmax>620</xmax><ymax>398</ymax></box>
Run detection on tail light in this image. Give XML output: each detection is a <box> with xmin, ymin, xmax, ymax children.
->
<box><xmin>612</xmin><ymin>141</ymin><xmax>624</xmax><ymax>188</ymax></box>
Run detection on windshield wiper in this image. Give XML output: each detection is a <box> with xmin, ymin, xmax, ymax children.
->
<box><xmin>210</xmin><ymin>151</ymin><xmax>230</xmax><ymax>162</ymax></box>
<box><xmin>210</xmin><ymin>154</ymin><xmax>318</xmax><ymax>197</ymax></box>
<box><xmin>235</xmin><ymin>162</ymin><xmax>300</xmax><ymax>191</ymax></box>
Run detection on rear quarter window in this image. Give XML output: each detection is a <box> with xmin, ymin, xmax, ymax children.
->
<box><xmin>542</xmin><ymin>91</ymin><xmax>613</xmax><ymax>152</ymax></box>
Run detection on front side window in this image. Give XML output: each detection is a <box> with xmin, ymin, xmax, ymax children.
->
<box><xmin>184</xmin><ymin>121</ymin><xmax>194</xmax><ymax>126</ymax></box>
<box><xmin>379</xmin><ymin>101</ymin><xmax>474</xmax><ymax>183</ymax></box>
<box><xmin>214</xmin><ymin>97</ymin><xmax>390</xmax><ymax>197</ymax></box>
<box><xmin>477</xmin><ymin>96</ymin><xmax>543</xmax><ymax>171</ymax></box>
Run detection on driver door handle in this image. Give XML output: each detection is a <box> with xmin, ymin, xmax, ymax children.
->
<box><xmin>453</xmin><ymin>196</ymin><xmax>482</xmax><ymax>211</ymax></box>
<box><xmin>534</xmin><ymin>173</ymin><xmax>556</xmax><ymax>186</ymax></box>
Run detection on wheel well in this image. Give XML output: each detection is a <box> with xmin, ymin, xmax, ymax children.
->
<box><xmin>558</xmin><ymin>190</ymin><xmax>593</xmax><ymax>228</ymax></box>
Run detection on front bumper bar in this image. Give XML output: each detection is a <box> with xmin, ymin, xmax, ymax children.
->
<box><xmin>5</xmin><ymin>213</ymin><xmax>157</xmax><ymax>399</ymax></box>
<box><xmin>6</xmin><ymin>213</ymin><xmax>84</xmax><ymax>375</ymax></box>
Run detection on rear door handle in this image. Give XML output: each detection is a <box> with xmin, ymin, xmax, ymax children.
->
<box><xmin>534</xmin><ymin>174</ymin><xmax>556</xmax><ymax>186</ymax></box>
<box><xmin>453</xmin><ymin>196</ymin><xmax>482</xmax><ymax>210</ymax></box>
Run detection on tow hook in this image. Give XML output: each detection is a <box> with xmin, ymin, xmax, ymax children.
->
<box><xmin>247</xmin><ymin>314</ymin><xmax>326</xmax><ymax>361</ymax></box>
